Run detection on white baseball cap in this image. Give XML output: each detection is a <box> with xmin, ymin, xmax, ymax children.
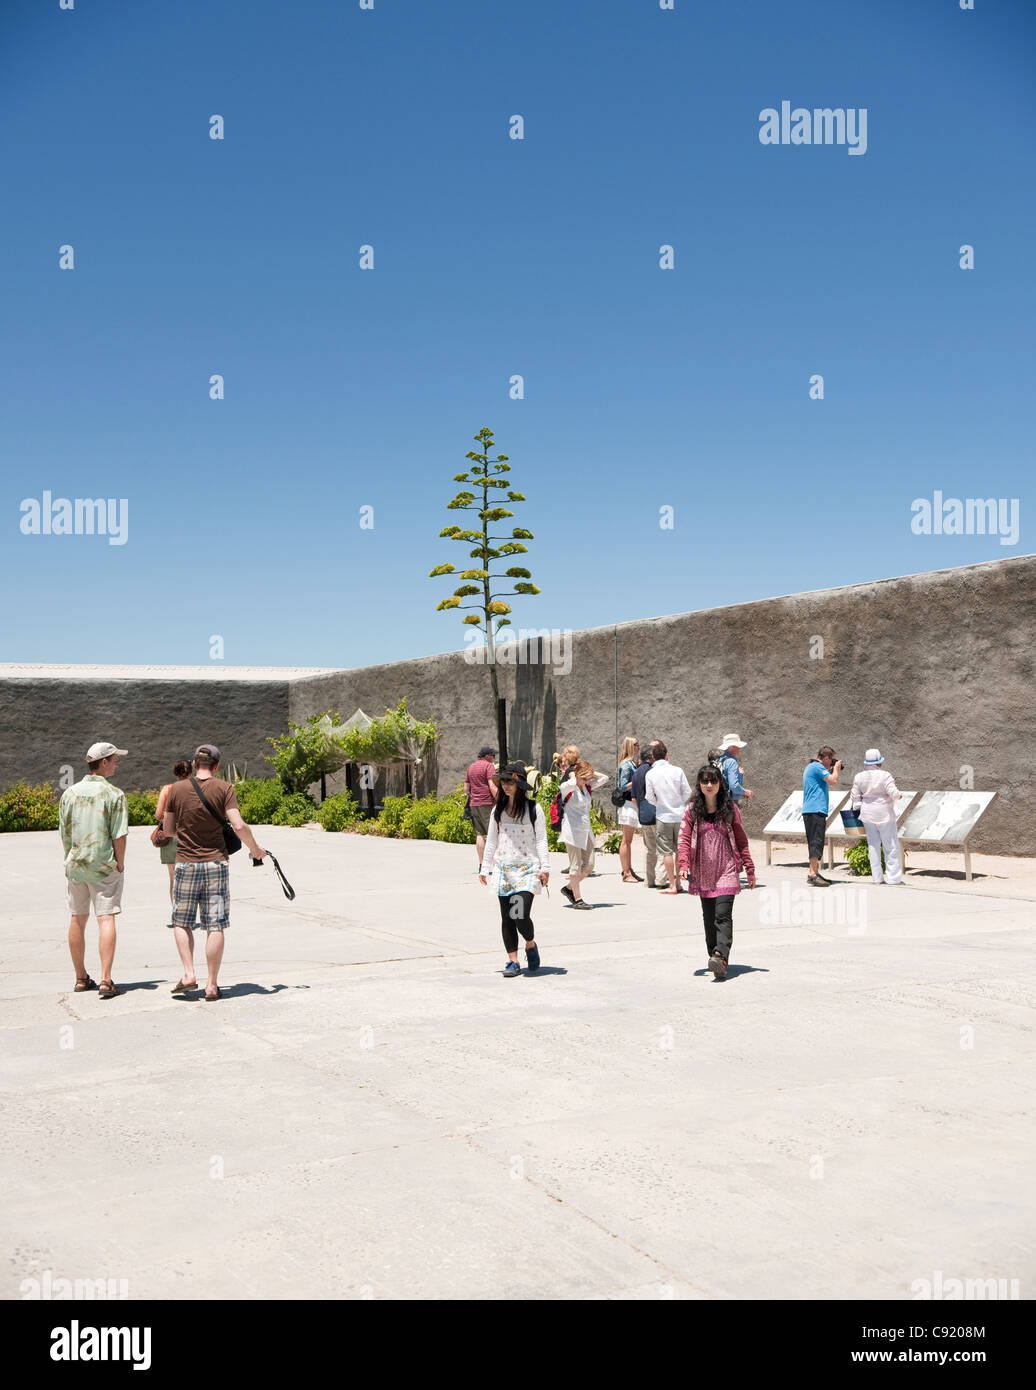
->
<box><xmin>87</xmin><ymin>741</ymin><xmax>128</xmax><ymax>760</ymax></box>
<box><xmin>863</xmin><ymin>748</ymin><xmax>885</xmax><ymax>766</ymax></box>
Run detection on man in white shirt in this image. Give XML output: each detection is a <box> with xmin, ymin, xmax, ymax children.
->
<box><xmin>644</xmin><ymin>741</ymin><xmax>692</xmax><ymax>895</ymax></box>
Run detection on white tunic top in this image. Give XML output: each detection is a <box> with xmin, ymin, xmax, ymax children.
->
<box><xmin>559</xmin><ymin>772</ymin><xmax>609</xmax><ymax>848</ymax></box>
<box><xmin>849</xmin><ymin>769</ymin><xmax>900</xmax><ymax>826</ymax></box>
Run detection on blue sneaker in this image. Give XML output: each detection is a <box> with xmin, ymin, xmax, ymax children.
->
<box><xmin>525</xmin><ymin>944</ymin><xmax>540</xmax><ymax>972</ymax></box>
<box><xmin>503</xmin><ymin>961</ymin><xmax>521</xmax><ymax>977</ymax></box>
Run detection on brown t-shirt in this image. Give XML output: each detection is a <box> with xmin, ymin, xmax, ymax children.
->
<box><xmin>165</xmin><ymin>777</ymin><xmax>240</xmax><ymax>862</ymax></box>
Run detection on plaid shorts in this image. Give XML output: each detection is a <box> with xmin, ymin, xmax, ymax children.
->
<box><xmin>172</xmin><ymin>860</ymin><xmax>230</xmax><ymax>932</ymax></box>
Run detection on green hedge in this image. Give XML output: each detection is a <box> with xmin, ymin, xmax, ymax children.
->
<box><xmin>125</xmin><ymin>790</ymin><xmax>159</xmax><ymax>826</ymax></box>
<box><xmin>234</xmin><ymin>777</ymin><xmax>286</xmax><ymax>824</ymax></box>
<box><xmin>0</xmin><ymin>781</ymin><xmax>60</xmax><ymax>832</ymax></box>
<box><xmin>270</xmin><ymin>792</ymin><xmax>318</xmax><ymax>827</ymax></box>
<box><xmin>429</xmin><ymin>790</ymin><xmax>476</xmax><ymax>844</ymax></box>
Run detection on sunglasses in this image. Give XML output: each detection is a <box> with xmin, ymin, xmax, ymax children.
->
<box><xmin>700</xmin><ymin>775</ymin><xmax>720</xmax><ymax>784</ymax></box>
<box><xmin>499</xmin><ymin>775</ymin><xmax>516</xmax><ymax>784</ymax></box>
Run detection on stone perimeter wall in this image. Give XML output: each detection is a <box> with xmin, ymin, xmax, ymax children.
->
<box><xmin>2</xmin><ymin>557</ymin><xmax>1033</xmax><ymax>854</ymax></box>
<box><xmin>291</xmin><ymin>556</ymin><xmax>1035</xmax><ymax>856</ymax></box>
<box><xmin>0</xmin><ymin>679</ymin><xmax>290</xmax><ymax>796</ymax></box>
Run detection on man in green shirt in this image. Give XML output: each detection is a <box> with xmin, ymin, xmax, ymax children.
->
<box><xmin>59</xmin><ymin>741</ymin><xmax>129</xmax><ymax>999</ymax></box>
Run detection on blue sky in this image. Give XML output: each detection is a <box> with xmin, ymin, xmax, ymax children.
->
<box><xmin>2</xmin><ymin>0</ymin><xmax>1033</xmax><ymax>668</ymax></box>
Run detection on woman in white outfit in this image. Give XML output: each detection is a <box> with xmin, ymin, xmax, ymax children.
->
<box><xmin>850</xmin><ymin>749</ymin><xmax>904</xmax><ymax>885</ymax></box>
<box><xmin>559</xmin><ymin>760</ymin><xmax>608</xmax><ymax>909</ymax></box>
<box><xmin>615</xmin><ymin>736</ymin><xmax>644</xmax><ymax>883</ymax></box>
<box><xmin>480</xmin><ymin>762</ymin><xmax>550</xmax><ymax>976</ymax></box>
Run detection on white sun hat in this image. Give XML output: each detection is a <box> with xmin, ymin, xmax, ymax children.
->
<box><xmin>718</xmin><ymin>734</ymin><xmax>747</xmax><ymax>751</ymax></box>
<box><xmin>863</xmin><ymin>748</ymin><xmax>885</xmax><ymax>766</ymax></box>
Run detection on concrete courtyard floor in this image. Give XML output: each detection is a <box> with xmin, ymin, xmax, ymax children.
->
<box><xmin>2</xmin><ymin>826</ymin><xmax>1034</xmax><ymax>1301</ymax></box>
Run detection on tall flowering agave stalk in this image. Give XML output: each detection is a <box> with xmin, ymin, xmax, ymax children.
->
<box><xmin>430</xmin><ymin>427</ymin><xmax>540</xmax><ymax>755</ymax></box>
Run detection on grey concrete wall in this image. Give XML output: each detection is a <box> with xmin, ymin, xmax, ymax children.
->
<box><xmin>0</xmin><ymin>679</ymin><xmax>290</xmax><ymax>793</ymax></box>
<box><xmin>2</xmin><ymin>557</ymin><xmax>1033</xmax><ymax>852</ymax></box>
<box><xmin>290</xmin><ymin>556</ymin><xmax>1035</xmax><ymax>855</ymax></box>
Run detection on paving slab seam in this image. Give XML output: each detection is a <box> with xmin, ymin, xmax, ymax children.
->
<box><xmin>455</xmin><ymin>1130</ymin><xmax>714</xmax><ymax>1296</ymax></box>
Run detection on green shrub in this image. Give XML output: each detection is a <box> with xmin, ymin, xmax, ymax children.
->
<box><xmin>271</xmin><ymin>792</ymin><xmax>317</xmax><ymax>827</ymax></box>
<box><xmin>0</xmin><ymin>781</ymin><xmax>60</xmax><ymax>832</ymax></box>
<box><xmin>600</xmin><ymin>830</ymin><xmax>622</xmax><ymax>854</ymax></box>
<box><xmin>125</xmin><ymin>790</ymin><xmax>159</xmax><ymax>826</ymax></box>
<box><xmin>844</xmin><ymin>840</ymin><xmax>882</xmax><ymax>876</ymax></box>
<box><xmin>377</xmin><ymin>795</ymin><xmax>413</xmax><ymax>836</ymax></box>
<box><xmin>400</xmin><ymin>794</ymin><xmax>444</xmax><ymax>840</ymax></box>
<box><xmin>234</xmin><ymin>777</ymin><xmax>286</xmax><ymax>824</ymax></box>
<box><xmin>315</xmin><ymin>790</ymin><xmax>359</xmax><ymax>832</ymax></box>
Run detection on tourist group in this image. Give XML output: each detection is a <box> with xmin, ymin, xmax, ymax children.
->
<box><xmin>466</xmin><ymin>736</ymin><xmax>905</xmax><ymax>981</ymax></box>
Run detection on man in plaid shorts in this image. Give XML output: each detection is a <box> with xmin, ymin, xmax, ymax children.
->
<box><xmin>161</xmin><ymin>744</ymin><xmax>267</xmax><ymax>1000</ymax></box>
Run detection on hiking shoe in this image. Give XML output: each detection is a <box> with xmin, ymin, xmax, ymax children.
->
<box><xmin>572</xmin><ymin>899</ymin><xmax>593</xmax><ymax>910</ymax></box>
<box><xmin>806</xmin><ymin>874</ymin><xmax>830</xmax><ymax>887</ymax></box>
<box><xmin>708</xmin><ymin>953</ymin><xmax>728</xmax><ymax>980</ymax></box>
<box><xmin>560</xmin><ymin>886</ymin><xmax>575</xmax><ymax>905</ymax></box>
<box><xmin>647</xmin><ymin>881</ymin><xmax>670</xmax><ymax>890</ymax></box>
<box><xmin>503</xmin><ymin>961</ymin><xmax>521</xmax><ymax>977</ymax></box>
<box><xmin>525</xmin><ymin>944</ymin><xmax>540</xmax><ymax>972</ymax></box>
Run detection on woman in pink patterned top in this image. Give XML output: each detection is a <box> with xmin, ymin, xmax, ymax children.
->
<box><xmin>677</xmin><ymin>765</ymin><xmax>755</xmax><ymax>980</ymax></box>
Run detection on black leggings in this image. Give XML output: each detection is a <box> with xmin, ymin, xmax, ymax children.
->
<box><xmin>498</xmin><ymin>892</ymin><xmax>535</xmax><ymax>953</ymax></box>
<box><xmin>700</xmin><ymin>894</ymin><xmax>734</xmax><ymax>961</ymax></box>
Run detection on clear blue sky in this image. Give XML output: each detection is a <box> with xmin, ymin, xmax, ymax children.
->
<box><xmin>2</xmin><ymin>0</ymin><xmax>1033</xmax><ymax>668</ymax></box>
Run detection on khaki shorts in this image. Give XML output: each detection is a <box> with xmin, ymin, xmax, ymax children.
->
<box><xmin>469</xmin><ymin>804</ymin><xmax>493</xmax><ymax>837</ymax></box>
<box><xmin>656</xmin><ymin>821</ymin><xmax>682</xmax><ymax>857</ymax></box>
<box><xmin>565</xmin><ymin>840</ymin><xmax>594</xmax><ymax>875</ymax></box>
<box><xmin>67</xmin><ymin>869</ymin><xmax>124</xmax><ymax>917</ymax></box>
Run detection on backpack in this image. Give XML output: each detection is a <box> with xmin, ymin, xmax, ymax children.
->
<box><xmin>550</xmin><ymin>782</ymin><xmax>572</xmax><ymax>829</ymax></box>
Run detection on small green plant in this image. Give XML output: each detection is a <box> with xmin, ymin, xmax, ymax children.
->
<box><xmin>0</xmin><ymin>781</ymin><xmax>60</xmax><ymax>832</ymax></box>
<box><xmin>271</xmin><ymin>792</ymin><xmax>318</xmax><ymax>827</ymax></box>
<box><xmin>234</xmin><ymin>778</ymin><xmax>286</xmax><ymax>825</ymax></box>
<box><xmin>315</xmin><ymin>790</ymin><xmax>359</xmax><ymax>832</ymax></box>
<box><xmin>125</xmin><ymin>790</ymin><xmax>159</xmax><ymax>826</ymax></box>
<box><xmin>844</xmin><ymin>840</ymin><xmax>883</xmax><ymax>876</ymax></box>
<box><xmin>600</xmin><ymin>830</ymin><xmax>622</xmax><ymax>854</ymax></box>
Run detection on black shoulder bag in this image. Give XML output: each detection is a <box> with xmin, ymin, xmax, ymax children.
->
<box><xmin>190</xmin><ymin>777</ymin><xmax>242</xmax><ymax>856</ymax></box>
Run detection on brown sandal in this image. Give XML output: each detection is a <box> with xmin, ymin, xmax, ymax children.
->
<box><xmin>98</xmin><ymin>980</ymin><xmax>122</xmax><ymax>999</ymax></box>
<box><xmin>171</xmin><ymin>979</ymin><xmax>197</xmax><ymax>994</ymax></box>
<box><xmin>74</xmin><ymin>976</ymin><xmax>98</xmax><ymax>992</ymax></box>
